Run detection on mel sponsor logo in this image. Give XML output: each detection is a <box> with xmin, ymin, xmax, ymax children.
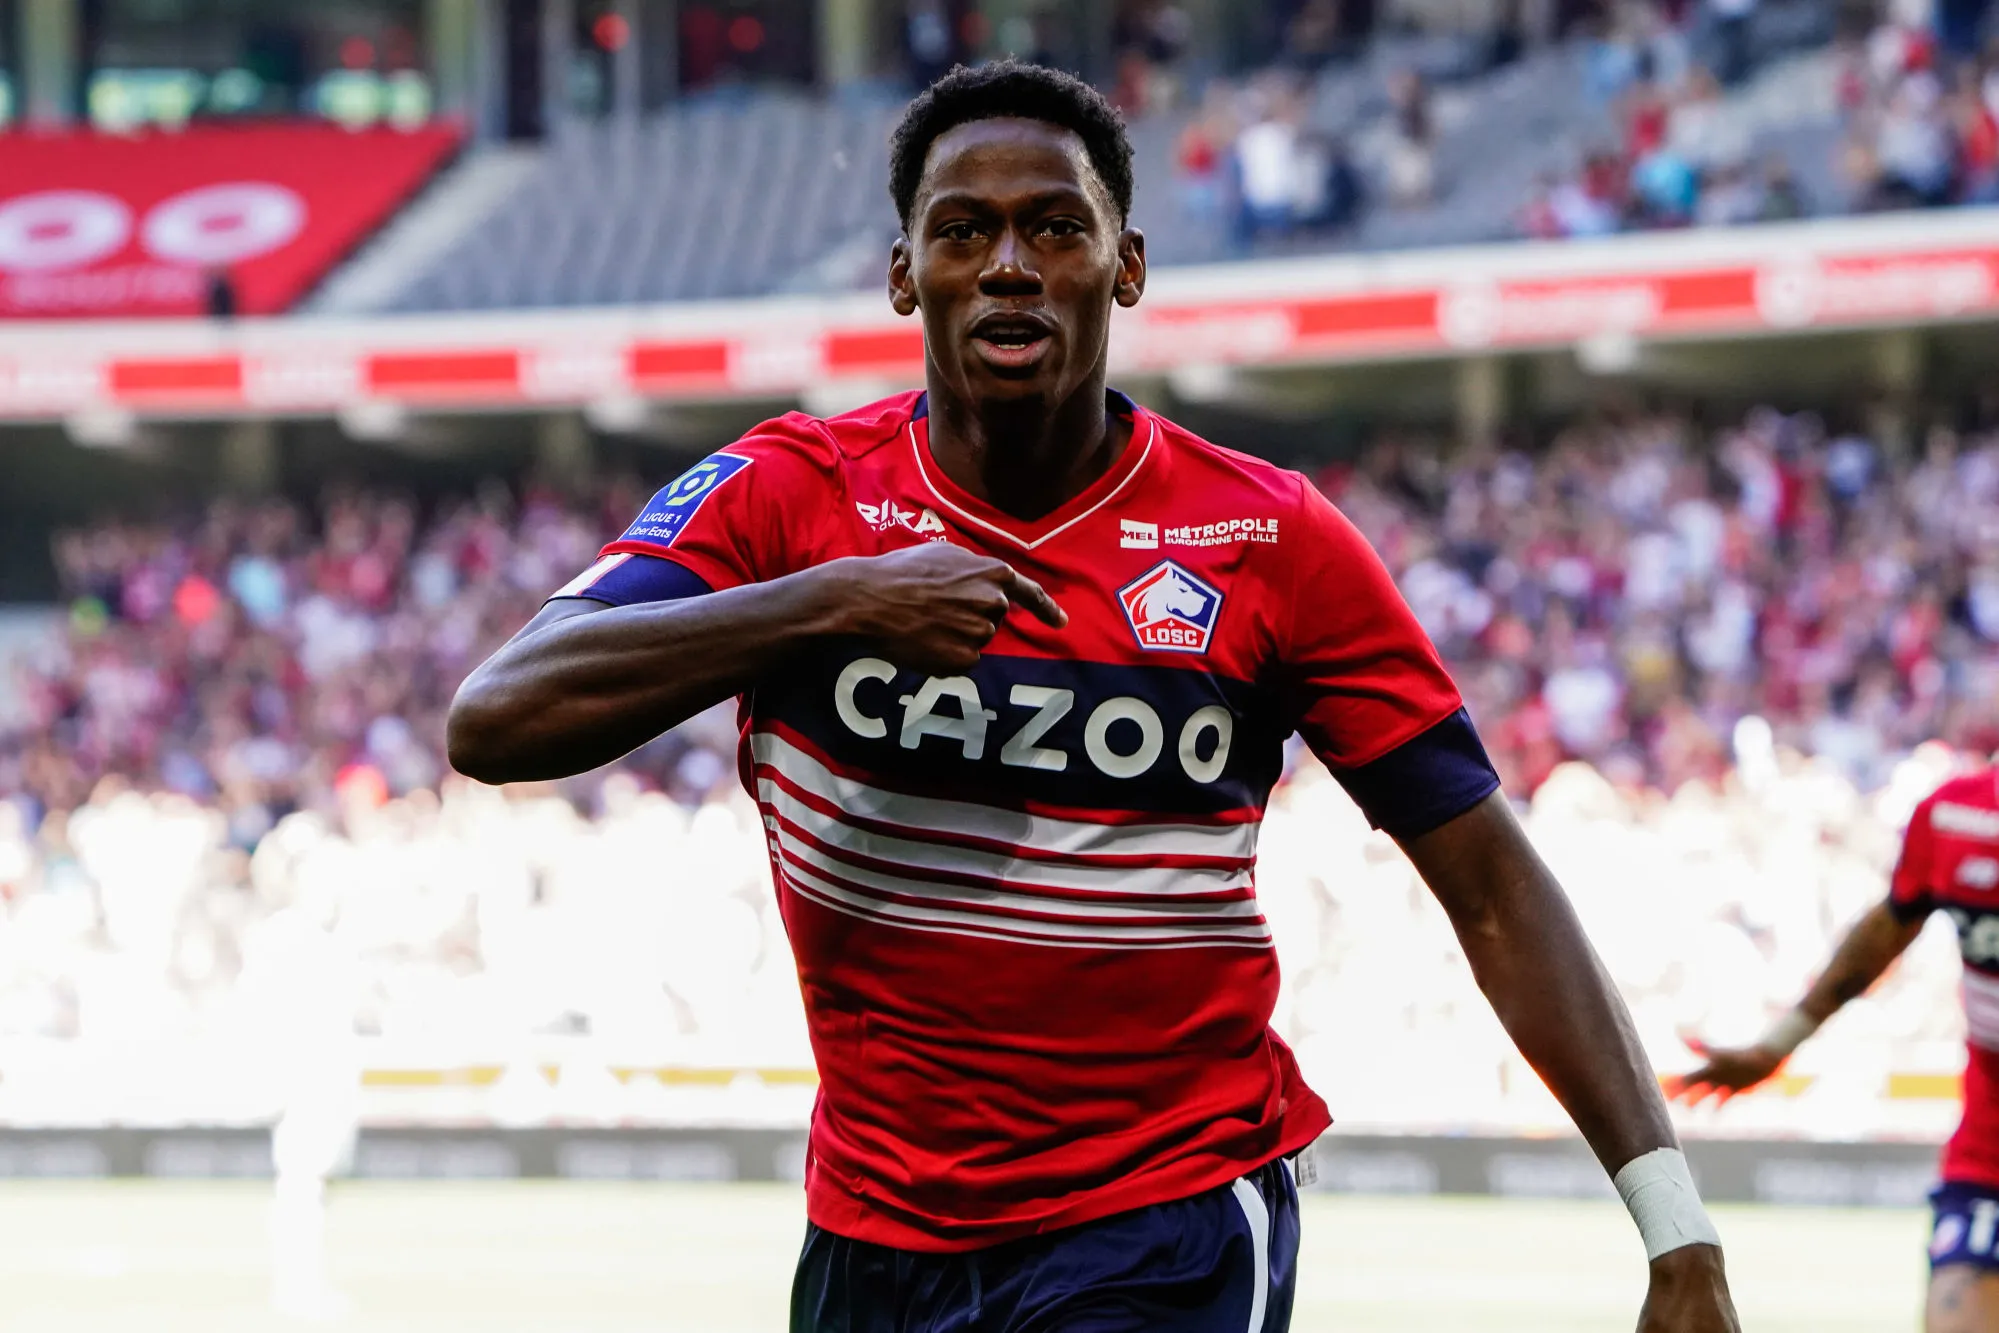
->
<box><xmin>1120</xmin><ymin>519</ymin><xmax>1159</xmax><ymax>549</ymax></box>
<box><xmin>1164</xmin><ymin>517</ymin><xmax>1280</xmax><ymax>548</ymax></box>
<box><xmin>1118</xmin><ymin>561</ymin><xmax>1222</xmax><ymax>654</ymax></box>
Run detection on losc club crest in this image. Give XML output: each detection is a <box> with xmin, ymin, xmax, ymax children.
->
<box><xmin>1118</xmin><ymin>561</ymin><xmax>1222</xmax><ymax>654</ymax></box>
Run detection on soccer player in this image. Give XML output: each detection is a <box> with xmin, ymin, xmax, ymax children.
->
<box><xmin>448</xmin><ymin>61</ymin><xmax>1739</xmax><ymax>1332</ymax></box>
<box><xmin>1674</xmin><ymin>767</ymin><xmax>1999</xmax><ymax>1332</ymax></box>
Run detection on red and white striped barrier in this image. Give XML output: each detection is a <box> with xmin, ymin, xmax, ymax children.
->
<box><xmin>1</xmin><ymin>208</ymin><xmax>1994</xmax><ymax>423</ymax></box>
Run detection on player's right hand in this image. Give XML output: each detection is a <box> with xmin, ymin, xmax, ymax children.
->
<box><xmin>1638</xmin><ymin>1245</ymin><xmax>1740</xmax><ymax>1333</ymax></box>
<box><xmin>821</xmin><ymin>543</ymin><xmax>1066</xmax><ymax>674</ymax></box>
<box><xmin>1662</xmin><ymin>1037</ymin><xmax>1786</xmax><ymax>1107</ymax></box>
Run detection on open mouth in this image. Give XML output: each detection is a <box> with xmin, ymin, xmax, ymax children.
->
<box><xmin>969</xmin><ymin>315</ymin><xmax>1053</xmax><ymax>371</ymax></box>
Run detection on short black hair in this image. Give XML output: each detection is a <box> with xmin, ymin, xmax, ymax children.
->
<box><xmin>889</xmin><ymin>60</ymin><xmax>1135</xmax><ymax>230</ymax></box>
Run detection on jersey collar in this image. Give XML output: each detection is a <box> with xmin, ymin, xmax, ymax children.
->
<box><xmin>907</xmin><ymin>390</ymin><xmax>1157</xmax><ymax>552</ymax></box>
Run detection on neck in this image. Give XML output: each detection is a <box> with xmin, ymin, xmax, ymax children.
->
<box><xmin>925</xmin><ymin>371</ymin><xmax>1130</xmax><ymax>521</ymax></box>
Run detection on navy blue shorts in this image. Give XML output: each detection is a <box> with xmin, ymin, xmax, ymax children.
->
<box><xmin>1930</xmin><ymin>1182</ymin><xmax>1999</xmax><ymax>1273</ymax></box>
<box><xmin>791</xmin><ymin>1156</ymin><xmax>1302</xmax><ymax>1332</ymax></box>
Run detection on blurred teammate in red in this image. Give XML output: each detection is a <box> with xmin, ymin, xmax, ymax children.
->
<box><xmin>1675</xmin><ymin>767</ymin><xmax>1999</xmax><ymax>1332</ymax></box>
<box><xmin>451</xmin><ymin>60</ymin><xmax>1738</xmax><ymax>1333</ymax></box>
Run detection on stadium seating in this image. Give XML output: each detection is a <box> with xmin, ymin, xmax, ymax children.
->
<box><xmin>353</xmin><ymin>2</ymin><xmax>1919</xmax><ymax>314</ymax></box>
<box><xmin>387</xmin><ymin>98</ymin><xmax>902</xmax><ymax>310</ymax></box>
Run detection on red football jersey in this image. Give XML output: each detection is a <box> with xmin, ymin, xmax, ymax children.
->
<box><xmin>1892</xmin><ymin>769</ymin><xmax>1999</xmax><ymax>1189</ymax></box>
<box><xmin>565</xmin><ymin>391</ymin><xmax>1486</xmax><ymax>1250</ymax></box>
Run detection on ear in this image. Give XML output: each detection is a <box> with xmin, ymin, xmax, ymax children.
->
<box><xmin>888</xmin><ymin>237</ymin><xmax>918</xmax><ymax>317</ymax></box>
<box><xmin>1114</xmin><ymin>228</ymin><xmax>1146</xmax><ymax>309</ymax></box>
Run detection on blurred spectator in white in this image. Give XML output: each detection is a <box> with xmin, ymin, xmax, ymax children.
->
<box><xmin>1233</xmin><ymin>83</ymin><xmax>1308</xmax><ymax>240</ymax></box>
<box><xmin>1380</xmin><ymin>69</ymin><xmax>1438</xmax><ymax>206</ymax></box>
<box><xmin>1873</xmin><ymin>68</ymin><xmax>1958</xmax><ymax>203</ymax></box>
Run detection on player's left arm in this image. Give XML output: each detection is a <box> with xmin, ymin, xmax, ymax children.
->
<box><xmin>1281</xmin><ymin>477</ymin><xmax>1737</xmax><ymax>1331</ymax></box>
<box><xmin>1400</xmin><ymin>796</ymin><xmax>1738</xmax><ymax>1331</ymax></box>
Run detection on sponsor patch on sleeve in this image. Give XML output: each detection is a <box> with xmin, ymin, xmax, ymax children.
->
<box><xmin>619</xmin><ymin>453</ymin><xmax>754</xmax><ymax>548</ymax></box>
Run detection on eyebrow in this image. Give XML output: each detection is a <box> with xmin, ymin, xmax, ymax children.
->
<box><xmin>923</xmin><ymin>186</ymin><xmax>1095</xmax><ymax>216</ymax></box>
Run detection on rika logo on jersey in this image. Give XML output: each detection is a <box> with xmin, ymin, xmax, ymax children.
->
<box><xmin>1118</xmin><ymin>562</ymin><xmax>1222</xmax><ymax>654</ymax></box>
<box><xmin>857</xmin><ymin>498</ymin><xmax>948</xmax><ymax>538</ymax></box>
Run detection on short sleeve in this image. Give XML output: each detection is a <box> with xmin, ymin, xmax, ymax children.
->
<box><xmin>596</xmin><ymin>432</ymin><xmax>828</xmax><ymax>592</ymax></box>
<box><xmin>1282</xmin><ymin>477</ymin><xmax>1499</xmax><ymax>838</ymax></box>
<box><xmin>1889</xmin><ymin>801</ymin><xmax>1939</xmax><ymax>922</ymax></box>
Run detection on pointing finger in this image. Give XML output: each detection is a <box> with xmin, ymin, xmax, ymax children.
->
<box><xmin>1004</xmin><ymin>568</ymin><xmax>1068</xmax><ymax>629</ymax></box>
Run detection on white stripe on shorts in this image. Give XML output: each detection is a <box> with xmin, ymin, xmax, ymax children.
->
<box><xmin>1230</xmin><ymin>1175</ymin><xmax>1271</xmax><ymax>1333</ymax></box>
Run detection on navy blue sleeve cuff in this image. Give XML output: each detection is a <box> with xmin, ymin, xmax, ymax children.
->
<box><xmin>563</xmin><ymin>554</ymin><xmax>714</xmax><ymax>607</ymax></box>
<box><xmin>1332</xmin><ymin>708</ymin><xmax>1502</xmax><ymax>840</ymax></box>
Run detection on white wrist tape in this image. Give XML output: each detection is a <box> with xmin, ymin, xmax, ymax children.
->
<box><xmin>1614</xmin><ymin>1148</ymin><xmax>1722</xmax><ymax>1261</ymax></box>
<box><xmin>1760</xmin><ymin>1010</ymin><xmax>1821</xmax><ymax>1058</ymax></box>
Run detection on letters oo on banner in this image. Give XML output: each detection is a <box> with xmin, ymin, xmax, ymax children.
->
<box><xmin>0</xmin><ymin>124</ymin><xmax>459</xmax><ymax>318</ymax></box>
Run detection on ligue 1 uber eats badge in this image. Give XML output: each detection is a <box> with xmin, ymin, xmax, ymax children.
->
<box><xmin>1118</xmin><ymin>561</ymin><xmax>1222</xmax><ymax>654</ymax></box>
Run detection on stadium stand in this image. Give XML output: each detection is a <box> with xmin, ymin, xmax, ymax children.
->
<box><xmin>10</xmin><ymin>400</ymin><xmax>1998</xmax><ymax>818</ymax></box>
<box><xmin>4</xmin><ymin>0</ymin><xmax>1998</xmax><ymax>1189</ymax></box>
<box><xmin>347</xmin><ymin>0</ymin><xmax>1990</xmax><ymax>313</ymax></box>
<box><xmin>389</xmin><ymin>98</ymin><xmax>902</xmax><ymax>310</ymax></box>
<box><xmin>1</xmin><ymin>398</ymin><xmax>1992</xmax><ymax>1132</ymax></box>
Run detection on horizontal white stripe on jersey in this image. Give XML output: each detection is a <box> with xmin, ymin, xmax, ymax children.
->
<box><xmin>779</xmin><ymin>861</ymin><xmax>1273</xmax><ymax>949</ymax></box>
<box><xmin>771</xmin><ymin>827</ymin><xmax>1265</xmax><ymax>923</ymax></box>
<box><xmin>1966</xmin><ymin>971</ymin><xmax>1999</xmax><ymax>1051</ymax></box>
<box><xmin>749</xmin><ymin>730</ymin><xmax>1259</xmax><ymax>863</ymax></box>
<box><xmin>759</xmin><ymin>781</ymin><xmax>1254</xmax><ymax>900</ymax></box>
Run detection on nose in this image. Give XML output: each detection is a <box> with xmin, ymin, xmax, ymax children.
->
<box><xmin>978</xmin><ymin>227</ymin><xmax>1042</xmax><ymax>296</ymax></box>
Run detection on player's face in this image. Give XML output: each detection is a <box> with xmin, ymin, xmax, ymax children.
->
<box><xmin>890</xmin><ymin>118</ymin><xmax>1145</xmax><ymax>409</ymax></box>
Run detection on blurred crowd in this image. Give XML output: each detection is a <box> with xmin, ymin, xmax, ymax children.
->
<box><xmin>1523</xmin><ymin>0</ymin><xmax>1999</xmax><ymax>238</ymax></box>
<box><xmin>0</xmin><ymin>723</ymin><xmax>1968</xmax><ymax>1133</ymax></box>
<box><xmin>900</xmin><ymin>0</ymin><xmax>1999</xmax><ymax>251</ymax></box>
<box><xmin>20</xmin><ymin>400</ymin><xmax>1999</xmax><ymax>824</ymax></box>
<box><xmin>1836</xmin><ymin>0</ymin><xmax>1999</xmax><ymax>207</ymax></box>
<box><xmin>4</xmin><ymin>397</ymin><xmax>1999</xmax><ymax>1125</ymax></box>
<box><xmin>1519</xmin><ymin>0</ymin><xmax>1814</xmax><ymax>237</ymax></box>
<box><xmin>1174</xmin><ymin>71</ymin><xmax>1386</xmax><ymax>242</ymax></box>
<box><xmin>0</xmin><ymin>478</ymin><xmax>742</xmax><ymax>847</ymax></box>
<box><xmin>1337</xmin><ymin>401</ymin><xmax>1999</xmax><ymax>796</ymax></box>
<box><xmin>1518</xmin><ymin>64</ymin><xmax>1813</xmax><ymax>237</ymax></box>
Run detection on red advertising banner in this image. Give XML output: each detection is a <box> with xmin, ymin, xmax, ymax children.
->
<box><xmin>0</xmin><ymin>210</ymin><xmax>1994</xmax><ymax>420</ymax></box>
<box><xmin>0</xmin><ymin>123</ymin><xmax>460</xmax><ymax>318</ymax></box>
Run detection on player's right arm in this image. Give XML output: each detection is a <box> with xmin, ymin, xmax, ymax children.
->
<box><xmin>446</xmin><ymin>447</ymin><xmax>1060</xmax><ymax>786</ymax></box>
<box><xmin>1668</xmin><ymin>796</ymin><xmax>1939</xmax><ymax>1103</ymax></box>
